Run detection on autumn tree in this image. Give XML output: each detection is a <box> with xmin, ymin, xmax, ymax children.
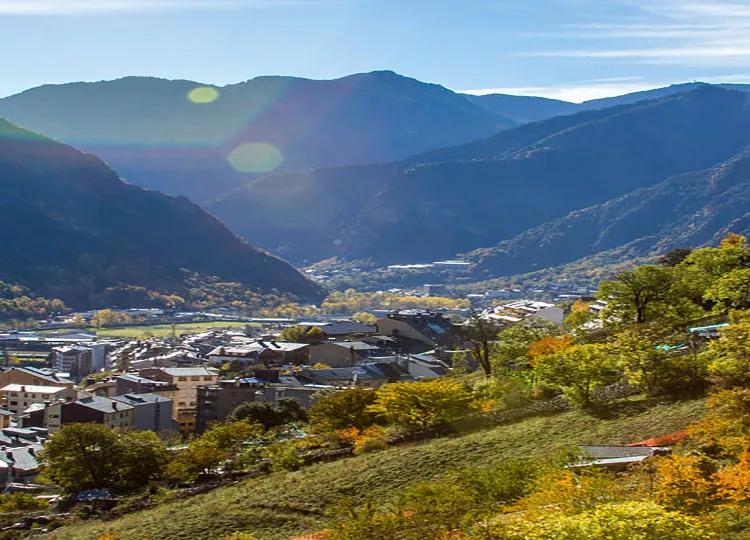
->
<box><xmin>533</xmin><ymin>343</ymin><xmax>620</xmax><ymax>406</ymax></box>
<box><xmin>307</xmin><ymin>388</ymin><xmax>377</xmax><ymax>433</ymax></box>
<box><xmin>492</xmin><ymin>318</ymin><xmax>559</xmax><ymax>373</ymax></box>
<box><xmin>168</xmin><ymin>420</ymin><xmax>258</xmax><ymax>480</ymax></box>
<box><xmin>368</xmin><ymin>379</ymin><xmax>474</xmax><ymax>430</ymax></box>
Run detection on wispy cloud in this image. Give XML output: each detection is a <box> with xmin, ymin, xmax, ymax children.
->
<box><xmin>0</xmin><ymin>0</ymin><xmax>325</xmax><ymax>15</ymax></box>
<box><xmin>459</xmin><ymin>78</ymin><xmax>665</xmax><ymax>103</ymax></box>
<box><xmin>523</xmin><ymin>1</ymin><xmax>750</xmax><ymax>65</ymax></box>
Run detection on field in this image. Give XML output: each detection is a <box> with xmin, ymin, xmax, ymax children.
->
<box><xmin>89</xmin><ymin>321</ymin><xmax>253</xmax><ymax>339</ymax></box>
<box><xmin>47</xmin><ymin>397</ymin><xmax>706</xmax><ymax>540</ymax></box>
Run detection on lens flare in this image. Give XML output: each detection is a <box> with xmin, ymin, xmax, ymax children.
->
<box><xmin>187</xmin><ymin>86</ymin><xmax>220</xmax><ymax>104</ymax></box>
<box><xmin>227</xmin><ymin>142</ymin><xmax>284</xmax><ymax>173</ymax></box>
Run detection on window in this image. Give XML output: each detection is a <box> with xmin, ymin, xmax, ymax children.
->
<box><xmin>203</xmin><ymin>376</ymin><xmax>213</xmax><ymax>381</ymax></box>
<box><xmin>190</xmin><ymin>376</ymin><xmax>200</xmax><ymax>381</ymax></box>
<box><xmin>9</xmin><ymin>401</ymin><xmax>17</xmax><ymax>406</ymax></box>
<box><xmin>178</xmin><ymin>377</ymin><xmax>188</xmax><ymax>382</ymax></box>
<box><xmin>9</xmin><ymin>392</ymin><xmax>17</xmax><ymax>397</ymax></box>
<box><xmin>178</xmin><ymin>401</ymin><xmax>186</xmax><ymax>406</ymax></box>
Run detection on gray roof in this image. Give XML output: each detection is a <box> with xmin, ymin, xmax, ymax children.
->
<box><xmin>160</xmin><ymin>367</ymin><xmax>218</xmax><ymax>377</ymax></box>
<box><xmin>75</xmin><ymin>396</ymin><xmax>134</xmax><ymax>413</ymax></box>
<box><xmin>328</xmin><ymin>341</ymin><xmax>381</xmax><ymax>351</ymax></box>
<box><xmin>113</xmin><ymin>393</ymin><xmax>171</xmax><ymax>406</ymax></box>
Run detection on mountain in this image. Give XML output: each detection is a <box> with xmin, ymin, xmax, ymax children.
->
<box><xmin>210</xmin><ymin>86</ymin><xmax>750</xmax><ymax>265</ymax></box>
<box><xmin>465</xmin><ymin>93</ymin><xmax>578</xmax><ymax>124</ymax></box>
<box><xmin>0</xmin><ymin>71</ymin><xmax>514</xmax><ymax>203</ymax></box>
<box><xmin>464</xmin><ymin>82</ymin><xmax>750</xmax><ymax>125</ymax></box>
<box><xmin>0</xmin><ymin>118</ymin><xmax>323</xmax><ymax>309</ymax></box>
<box><xmin>467</xmin><ymin>147</ymin><xmax>750</xmax><ymax>277</ymax></box>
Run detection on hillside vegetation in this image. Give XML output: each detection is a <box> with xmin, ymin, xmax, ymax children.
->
<box><xmin>47</xmin><ymin>398</ymin><xmax>705</xmax><ymax>540</ymax></box>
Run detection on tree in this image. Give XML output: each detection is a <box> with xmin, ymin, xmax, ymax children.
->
<box><xmin>352</xmin><ymin>311</ymin><xmax>377</xmax><ymax>325</ymax></box>
<box><xmin>456</xmin><ymin>313</ymin><xmax>502</xmax><ymax>377</ymax></box>
<box><xmin>514</xmin><ymin>501</ymin><xmax>711</xmax><ymax>540</ymax></box>
<box><xmin>704</xmin><ymin>317</ymin><xmax>750</xmax><ymax>388</ymax></box>
<box><xmin>168</xmin><ymin>420</ymin><xmax>257</xmax><ymax>480</ymax></box>
<box><xmin>599</xmin><ymin>266</ymin><xmax>679</xmax><ymax>324</ymax></box>
<box><xmin>704</xmin><ymin>268</ymin><xmax>750</xmax><ymax>311</ymax></box>
<box><xmin>654</xmin><ymin>454</ymin><xmax>716</xmax><ymax>513</ymax></box>
<box><xmin>492</xmin><ymin>318</ymin><xmax>559</xmax><ymax>372</ymax></box>
<box><xmin>368</xmin><ymin>379</ymin><xmax>474</xmax><ymax>430</ymax></box>
<box><xmin>39</xmin><ymin>424</ymin><xmax>168</xmax><ymax>493</ymax></box>
<box><xmin>307</xmin><ymin>388</ymin><xmax>377</xmax><ymax>433</ymax></box>
<box><xmin>677</xmin><ymin>234</ymin><xmax>750</xmax><ymax>305</ymax></box>
<box><xmin>534</xmin><ymin>344</ymin><xmax>620</xmax><ymax>407</ymax></box>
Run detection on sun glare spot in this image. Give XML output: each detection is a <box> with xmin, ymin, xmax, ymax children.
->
<box><xmin>227</xmin><ymin>142</ymin><xmax>284</xmax><ymax>173</ymax></box>
<box><xmin>187</xmin><ymin>86</ymin><xmax>220</xmax><ymax>104</ymax></box>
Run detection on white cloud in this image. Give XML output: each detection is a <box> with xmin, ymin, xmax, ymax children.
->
<box><xmin>522</xmin><ymin>1</ymin><xmax>750</xmax><ymax>66</ymax></box>
<box><xmin>0</xmin><ymin>0</ymin><xmax>324</xmax><ymax>15</ymax></box>
<box><xmin>460</xmin><ymin>80</ymin><xmax>667</xmax><ymax>103</ymax></box>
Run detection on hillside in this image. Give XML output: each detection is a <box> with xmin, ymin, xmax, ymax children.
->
<box><xmin>0</xmin><ymin>71</ymin><xmax>513</xmax><ymax>202</ymax></box>
<box><xmin>467</xmin><ymin>147</ymin><xmax>750</xmax><ymax>277</ymax></box>
<box><xmin>211</xmin><ymin>86</ymin><xmax>750</xmax><ymax>265</ymax></box>
<box><xmin>0</xmin><ymin>118</ymin><xmax>323</xmax><ymax>309</ymax></box>
<box><xmin>46</xmin><ymin>398</ymin><xmax>706</xmax><ymax>540</ymax></box>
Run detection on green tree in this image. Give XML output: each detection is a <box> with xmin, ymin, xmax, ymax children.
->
<box><xmin>456</xmin><ymin>313</ymin><xmax>503</xmax><ymax>377</ymax></box>
<box><xmin>168</xmin><ymin>420</ymin><xmax>258</xmax><ymax>480</ymax></box>
<box><xmin>492</xmin><ymin>319</ymin><xmax>559</xmax><ymax>373</ymax></box>
<box><xmin>705</xmin><ymin>316</ymin><xmax>750</xmax><ymax>388</ymax></box>
<box><xmin>368</xmin><ymin>379</ymin><xmax>474</xmax><ymax>430</ymax></box>
<box><xmin>534</xmin><ymin>344</ymin><xmax>620</xmax><ymax>407</ymax></box>
<box><xmin>39</xmin><ymin>424</ymin><xmax>168</xmax><ymax>493</ymax></box>
<box><xmin>705</xmin><ymin>268</ymin><xmax>750</xmax><ymax>311</ymax></box>
<box><xmin>307</xmin><ymin>388</ymin><xmax>377</xmax><ymax>433</ymax></box>
<box><xmin>599</xmin><ymin>266</ymin><xmax>679</xmax><ymax>324</ymax></box>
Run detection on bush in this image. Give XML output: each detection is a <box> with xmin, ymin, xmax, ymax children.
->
<box><xmin>308</xmin><ymin>388</ymin><xmax>377</xmax><ymax>432</ymax></box>
<box><xmin>352</xmin><ymin>426</ymin><xmax>388</xmax><ymax>455</ymax></box>
<box><xmin>263</xmin><ymin>441</ymin><xmax>303</xmax><ymax>472</ymax></box>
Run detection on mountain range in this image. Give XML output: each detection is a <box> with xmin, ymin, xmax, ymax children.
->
<box><xmin>4</xmin><ymin>71</ymin><xmax>750</xmax><ymax>299</ymax></box>
<box><xmin>0</xmin><ymin>71</ymin><xmax>514</xmax><ymax>203</ymax></box>
<box><xmin>209</xmin><ymin>85</ymin><xmax>750</xmax><ymax>267</ymax></box>
<box><xmin>0</xmin><ymin>118</ymin><xmax>323</xmax><ymax>309</ymax></box>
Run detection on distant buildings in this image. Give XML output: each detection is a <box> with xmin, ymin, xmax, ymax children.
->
<box><xmin>0</xmin><ymin>384</ymin><xmax>76</xmax><ymax>416</ymax></box>
<box><xmin>139</xmin><ymin>367</ymin><xmax>219</xmax><ymax>433</ymax></box>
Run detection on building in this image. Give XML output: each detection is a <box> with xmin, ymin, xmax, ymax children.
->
<box><xmin>0</xmin><ymin>367</ymin><xmax>74</xmax><ymax>392</ymax></box>
<box><xmin>64</xmin><ymin>396</ymin><xmax>134</xmax><ymax>429</ymax></box>
<box><xmin>195</xmin><ymin>379</ymin><xmax>264</xmax><ymax>433</ymax></box>
<box><xmin>114</xmin><ymin>373</ymin><xmax>174</xmax><ymax>396</ymax></box>
<box><xmin>377</xmin><ymin>311</ymin><xmax>454</xmax><ymax>349</ymax></box>
<box><xmin>52</xmin><ymin>345</ymin><xmax>94</xmax><ymax>378</ymax></box>
<box><xmin>292</xmin><ymin>320</ymin><xmax>377</xmax><ymax>340</ymax></box>
<box><xmin>207</xmin><ymin>341</ymin><xmax>310</xmax><ymax>366</ymax></box>
<box><xmin>0</xmin><ymin>384</ymin><xmax>76</xmax><ymax>415</ymax></box>
<box><xmin>112</xmin><ymin>393</ymin><xmax>177</xmax><ymax>434</ymax></box>
<box><xmin>483</xmin><ymin>300</ymin><xmax>565</xmax><ymax>326</ymax></box>
<box><xmin>196</xmin><ymin>377</ymin><xmax>326</xmax><ymax>433</ymax></box>
<box><xmin>139</xmin><ymin>367</ymin><xmax>219</xmax><ymax>433</ymax></box>
<box><xmin>308</xmin><ymin>341</ymin><xmax>385</xmax><ymax>368</ymax></box>
<box><xmin>297</xmin><ymin>362</ymin><xmax>404</xmax><ymax>388</ymax></box>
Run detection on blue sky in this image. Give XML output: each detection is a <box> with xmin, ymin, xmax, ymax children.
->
<box><xmin>3</xmin><ymin>0</ymin><xmax>750</xmax><ymax>102</ymax></box>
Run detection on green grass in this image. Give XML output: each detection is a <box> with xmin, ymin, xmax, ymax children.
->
<box><xmin>47</xmin><ymin>397</ymin><xmax>706</xmax><ymax>540</ymax></box>
<box><xmin>89</xmin><ymin>321</ymin><xmax>253</xmax><ymax>339</ymax></box>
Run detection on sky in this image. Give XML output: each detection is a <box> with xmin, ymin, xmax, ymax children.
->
<box><xmin>3</xmin><ymin>0</ymin><xmax>750</xmax><ymax>102</ymax></box>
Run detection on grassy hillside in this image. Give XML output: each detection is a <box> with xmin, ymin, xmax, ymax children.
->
<box><xmin>47</xmin><ymin>397</ymin><xmax>706</xmax><ymax>540</ymax></box>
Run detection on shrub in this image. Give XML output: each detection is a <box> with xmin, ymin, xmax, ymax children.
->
<box><xmin>352</xmin><ymin>426</ymin><xmax>388</xmax><ymax>455</ymax></box>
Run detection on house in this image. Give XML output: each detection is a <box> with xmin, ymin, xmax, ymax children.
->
<box><xmin>483</xmin><ymin>300</ymin><xmax>565</xmax><ymax>326</ymax></box>
<box><xmin>139</xmin><ymin>367</ymin><xmax>220</xmax><ymax>433</ymax></box>
<box><xmin>569</xmin><ymin>445</ymin><xmax>671</xmax><ymax>471</ymax></box>
<box><xmin>112</xmin><ymin>393</ymin><xmax>177</xmax><ymax>434</ymax></box>
<box><xmin>0</xmin><ymin>384</ymin><xmax>76</xmax><ymax>415</ymax></box>
<box><xmin>114</xmin><ymin>373</ymin><xmax>174</xmax><ymax>396</ymax></box>
<box><xmin>0</xmin><ymin>367</ymin><xmax>74</xmax><ymax>392</ymax></box>
<box><xmin>195</xmin><ymin>379</ymin><xmax>265</xmax><ymax>433</ymax></box>
<box><xmin>52</xmin><ymin>345</ymin><xmax>94</xmax><ymax>378</ymax></box>
<box><xmin>292</xmin><ymin>320</ymin><xmax>377</xmax><ymax>340</ymax></box>
<box><xmin>377</xmin><ymin>311</ymin><xmax>454</xmax><ymax>349</ymax></box>
<box><xmin>308</xmin><ymin>341</ymin><xmax>385</xmax><ymax>368</ymax></box>
<box><xmin>207</xmin><ymin>341</ymin><xmax>310</xmax><ymax>366</ymax></box>
<box><xmin>297</xmin><ymin>362</ymin><xmax>405</xmax><ymax>388</ymax></box>
<box><xmin>24</xmin><ymin>395</ymin><xmax>135</xmax><ymax>432</ymax></box>
<box><xmin>0</xmin><ymin>409</ymin><xmax>12</xmax><ymax>429</ymax></box>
